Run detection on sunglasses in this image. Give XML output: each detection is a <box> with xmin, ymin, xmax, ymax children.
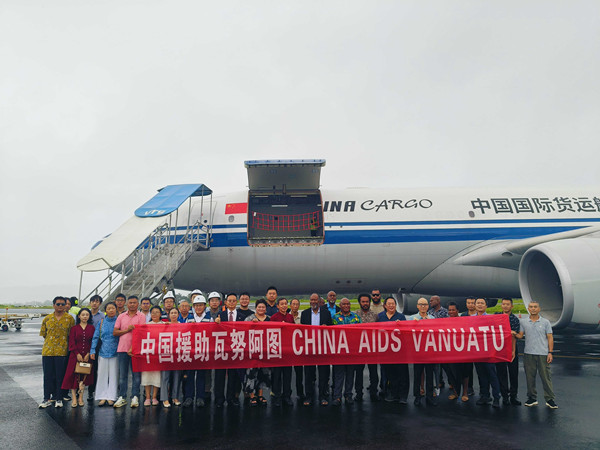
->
<box><xmin>55</xmin><ymin>303</ymin><xmax>66</xmax><ymax>306</ymax></box>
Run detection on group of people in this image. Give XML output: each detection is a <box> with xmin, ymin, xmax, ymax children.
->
<box><xmin>39</xmin><ymin>287</ymin><xmax>558</xmax><ymax>410</ymax></box>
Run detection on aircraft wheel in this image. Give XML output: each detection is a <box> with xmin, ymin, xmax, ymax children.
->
<box><xmin>1</xmin><ymin>324</ymin><xmax>8</xmax><ymax>332</ymax></box>
<box><xmin>15</xmin><ymin>325</ymin><xmax>22</xmax><ymax>331</ymax></box>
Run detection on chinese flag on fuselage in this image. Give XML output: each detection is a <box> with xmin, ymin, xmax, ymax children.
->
<box><xmin>225</xmin><ymin>203</ymin><xmax>248</xmax><ymax>214</ymax></box>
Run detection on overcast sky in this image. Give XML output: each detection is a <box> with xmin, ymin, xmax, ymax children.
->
<box><xmin>1</xmin><ymin>1</ymin><xmax>599</xmax><ymax>303</ymax></box>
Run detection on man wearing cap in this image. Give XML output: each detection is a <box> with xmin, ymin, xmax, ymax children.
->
<box><xmin>182</xmin><ymin>294</ymin><xmax>211</xmax><ymax>407</ymax></box>
<box><xmin>161</xmin><ymin>292</ymin><xmax>177</xmax><ymax>321</ymax></box>
<box><xmin>192</xmin><ymin>294</ymin><xmax>210</xmax><ymax>322</ymax></box>
<box><xmin>203</xmin><ymin>293</ymin><xmax>219</xmax><ymax>401</ymax></box>
<box><xmin>207</xmin><ymin>292</ymin><xmax>222</xmax><ymax>321</ymax></box>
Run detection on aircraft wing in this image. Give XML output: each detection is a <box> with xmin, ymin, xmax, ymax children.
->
<box><xmin>452</xmin><ymin>225</ymin><xmax>600</xmax><ymax>270</ymax></box>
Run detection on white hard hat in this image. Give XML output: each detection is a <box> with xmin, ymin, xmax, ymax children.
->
<box><xmin>190</xmin><ymin>289</ymin><xmax>204</xmax><ymax>298</ymax></box>
<box><xmin>192</xmin><ymin>295</ymin><xmax>207</xmax><ymax>304</ymax></box>
<box><xmin>208</xmin><ymin>291</ymin><xmax>221</xmax><ymax>301</ymax></box>
<box><xmin>164</xmin><ymin>291</ymin><xmax>175</xmax><ymax>300</ymax></box>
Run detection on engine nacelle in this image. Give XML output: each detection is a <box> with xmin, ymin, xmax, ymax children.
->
<box><xmin>518</xmin><ymin>238</ymin><xmax>600</xmax><ymax>330</ymax></box>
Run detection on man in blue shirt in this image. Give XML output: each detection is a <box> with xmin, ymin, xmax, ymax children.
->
<box><xmin>326</xmin><ymin>291</ymin><xmax>341</xmax><ymax>317</ymax></box>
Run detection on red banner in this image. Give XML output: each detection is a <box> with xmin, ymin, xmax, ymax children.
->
<box><xmin>131</xmin><ymin>315</ymin><xmax>511</xmax><ymax>372</ymax></box>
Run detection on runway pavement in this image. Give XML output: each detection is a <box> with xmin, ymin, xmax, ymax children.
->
<box><xmin>1</xmin><ymin>317</ymin><xmax>599</xmax><ymax>449</ymax></box>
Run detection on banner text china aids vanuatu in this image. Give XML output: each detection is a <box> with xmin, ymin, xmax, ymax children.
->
<box><xmin>131</xmin><ymin>315</ymin><xmax>512</xmax><ymax>371</ymax></box>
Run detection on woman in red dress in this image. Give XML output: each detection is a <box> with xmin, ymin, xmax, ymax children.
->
<box><xmin>62</xmin><ymin>307</ymin><xmax>95</xmax><ymax>407</ymax></box>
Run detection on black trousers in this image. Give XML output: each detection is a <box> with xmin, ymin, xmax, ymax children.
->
<box><xmin>333</xmin><ymin>365</ymin><xmax>355</xmax><ymax>399</ymax></box>
<box><xmin>496</xmin><ymin>353</ymin><xmax>519</xmax><ymax>398</ymax></box>
<box><xmin>354</xmin><ymin>363</ymin><xmax>379</xmax><ymax>398</ymax></box>
<box><xmin>379</xmin><ymin>364</ymin><xmax>387</xmax><ymax>394</ymax></box>
<box><xmin>413</xmin><ymin>364</ymin><xmax>434</xmax><ymax>398</ymax></box>
<box><xmin>183</xmin><ymin>370</ymin><xmax>206</xmax><ymax>400</ymax></box>
<box><xmin>89</xmin><ymin>358</ymin><xmax>99</xmax><ymax>397</ymax></box>
<box><xmin>467</xmin><ymin>362</ymin><xmax>474</xmax><ymax>391</ymax></box>
<box><xmin>475</xmin><ymin>362</ymin><xmax>501</xmax><ymax>399</ymax></box>
<box><xmin>294</xmin><ymin>366</ymin><xmax>304</xmax><ymax>398</ymax></box>
<box><xmin>304</xmin><ymin>365</ymin><xmax>330</xmax><ymax>401</ymax></box>
<box><xmin>42</xmin><ymin>356</ymin><xmax>67</xmax><ymax>401</ymax></box>
<box><xmin>383</xmin><ymin>363</ymin><xmax>410</xmax><ymax>400</ymax></box>
<box><xmin>214</xmin><ymin>368</ymin><xmax>241</xmax><ymax>403</ymax></box>
<box><xmin>272</xmin><ymin>366</ymin><xmax>292</xmax><ymax>400</ymax></box>
<box><xmin>442</xmin><ymin>363</ymin><xmax>470</xmax><ymax>395</ymax></box>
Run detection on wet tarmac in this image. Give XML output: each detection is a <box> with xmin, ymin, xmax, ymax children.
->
<box><xmin>1</xmin><ymin>318</ymin><xmax>599</xmax><ymax>449</ymax></box>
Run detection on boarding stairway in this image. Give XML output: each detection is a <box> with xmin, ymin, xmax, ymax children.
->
<box><xmin>78</xmin><ymin>184</ymin><xmax>212</xmax><ymax>303</ymax></box>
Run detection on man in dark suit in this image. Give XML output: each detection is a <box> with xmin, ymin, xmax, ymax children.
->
<box><xmin>214</xmin><ymin>293</ymin><xmax>245</xmax><ymax>407</ymax></box>
<box><xmin>301</xmin><ymin>292</ymin><xmax>333</xmax><ymax>406</ymax></box>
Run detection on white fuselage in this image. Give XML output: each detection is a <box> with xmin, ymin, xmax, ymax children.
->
<box><xmin>173</xmin><ymin>187</ymin><xmax>600</xmax><ymax>297</ymax></box>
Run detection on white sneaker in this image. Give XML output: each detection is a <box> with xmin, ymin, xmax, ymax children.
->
<box><xmin>55</xmin><ymin>400</ymin><xmax>63</xmax><ymax>408</ymax></box>
<box><xmin>113</xmin><ymin>396</ymin><xmax>127</xmax><ymax>408</ymax></box>
<box><xmin>434</xmin><ymin>388</ymin><xmax>441</xmax><ymax>397</ymax></box>
<box><xmin>39</xmin><ymin>400</ymin><xmax>52</xmax><ymax>409</ymax></box>
<box><xmin>130</xmin><ymin>396</ymin><xmax>139</xmax><ymax>408</ymax></box>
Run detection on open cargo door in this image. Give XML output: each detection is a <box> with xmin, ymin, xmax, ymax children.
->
<box><xmin>244</xmin><ymin>159</ymin><xmax>325</xmax><ymax>246</ymax></box>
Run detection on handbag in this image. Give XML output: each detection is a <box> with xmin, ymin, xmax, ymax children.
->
<box><xmin>75</xmin><ymin>362</ymin><xmax>92</xmax><ymax>375</ymax></box>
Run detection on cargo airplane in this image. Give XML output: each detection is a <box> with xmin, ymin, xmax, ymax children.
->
<box><xmin>77</xmin><ymin>159</ymin><xmax>600</xmax><ymax>331</ymax></box>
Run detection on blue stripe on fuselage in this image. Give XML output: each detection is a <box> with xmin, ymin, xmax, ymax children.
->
<box><xmin>206</xmin><ymin>225</ymin><xmax>584</xmax><ymax>248</ymax></box>
<box><xmin>181</xmin><ymin>217</ymin><xmax>600</xmax><ymax>231</ymax></box>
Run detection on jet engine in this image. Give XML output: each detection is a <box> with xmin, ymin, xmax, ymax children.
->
<box><xmin>518</xmin><ymin>238</ymin><xmax>600</xmax><ymax>330</ymax></box>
